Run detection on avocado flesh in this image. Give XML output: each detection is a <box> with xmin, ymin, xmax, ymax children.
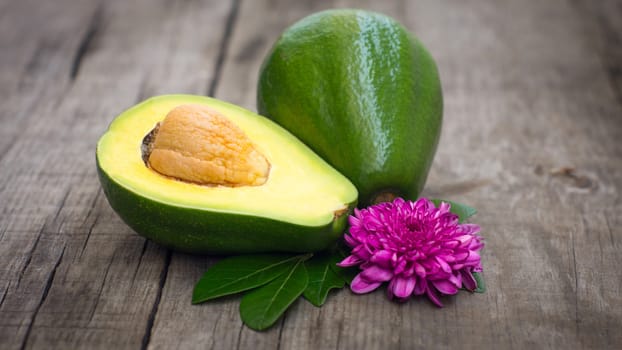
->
<box><xmin>96</xmin><ymin>95</ymin><xmax>358</xmax><ymax>253</ymax></box>
<box><xmin>257</xmin><ymin>10</ymin><xmax>443</xmax><ymax>206</ymax></box>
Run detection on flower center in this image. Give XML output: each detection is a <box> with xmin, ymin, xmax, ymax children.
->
<box><xmin>406</xmin><ymin>221</ymin><xmax>424</xmax><ymax>233</ymax></box>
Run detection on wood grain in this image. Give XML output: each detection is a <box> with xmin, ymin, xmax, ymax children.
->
<box><xmin>0</xmin><ymin>0</ymin><xmax>620</xmax><ymax>349</ymax></box>
<box><xmin>0</xmin><ymin>0</ymin><xmax>230</xmax><ymax>348</ymax></box>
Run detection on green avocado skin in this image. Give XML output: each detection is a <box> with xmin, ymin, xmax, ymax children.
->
<box><xmin>258</xmin><ymin>10</ymin><xmax>442</xmax><ymax>206</ymax></box>
<box><xmin>97</xmin><ymin>164</ymin><xmax>353</xmax><ymax>254</ymax></box>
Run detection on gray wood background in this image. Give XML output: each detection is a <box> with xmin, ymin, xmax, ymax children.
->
<box><xmin>1</xmin><ymin>0</ymin><xmax>621</xmax><ymax>349</ymax></box>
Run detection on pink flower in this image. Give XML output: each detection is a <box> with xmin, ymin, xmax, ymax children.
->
<box><xmin>338</xmin><ymin>197</ymin><xmax>484</xmax><ymax>307</ymax></box>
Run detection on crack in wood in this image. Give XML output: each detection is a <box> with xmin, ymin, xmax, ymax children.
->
<box><xmin>130</xmin><ymin>240</ymin><xmax>150</xmax><ymax>289</ymax></box>
<box><xmin>573</xmin><ymin>218</ymin><xmax>580</xmax><ymax>333</ymax></box>
<box><xmin>207</xmin><ymin>0</ymin><xmax>240</xmax><ymax>96</ymax></box>
<box><xmin>15</xmin><ymin>231</ymin><xmax>42</xmax><ymax>289</ymax></box>
<box><xmin>79</xmin><ymin>213</ymin><xmax>99</xmax><ymax>259</ymax></box>
<box><xmin>70</xmin><ymin>4</ymin><xmax>103</xmax><ymax>81</ymax></box>
<box><xmin>604</xmin><ymin>214</ymin><xmax>615</xmax><ymax>247</ymax></box>
<box><xmin>208</xmin><ymin>307</ymin><xmax>223</xmax><ymax>350</ymax></box>
<box><xmin>235</xmin><ymin>322</ymin><xmax>244</xmax><ymax>350</ymax></box>
<box><xmin>78</xmin><ymin>188</ymin><xmax>102</xmax><ymax>256</ymax></box>
<box><xmin>335</xmin><ymin>317</ymin><xmax>343</xmax><ymax>350</ymax></box>
<box><xmin>140</xmin><ymin>249</ymin><xmax>172</xmax><ymax>350</ymax></box>
<box><xmin>81</xmin><ymin>188</ymin><xmax>102</xmax><ymax>228</ymax></box>
<box><xmin>87</xmin><ymin>255</ymin><xmax>114</xmax><ymax>324</ymax></box>
<box><xmin>275</xmin><ymin>312</ymin><xmax>287</xmax><ymax>350</ymax></box>
<box><xmin>52</xmin><ymin>187</ymin><xmax>71</xmax><ymax>223</ymax></box>
<box><xmin>0</xmin><ymin>280</ymin><xmax>9</xmax><ymax>307</ymax></box>
<box><xmin>19</xmin><ymin>246</ymin><xmax>66</xmax><ymax>350</ymax></box>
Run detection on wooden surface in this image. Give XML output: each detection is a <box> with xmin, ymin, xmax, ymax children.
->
<box><xmin>1</xmin><ymin>0</ymin><xmax>621</xmax><ymax>349</ymax></box>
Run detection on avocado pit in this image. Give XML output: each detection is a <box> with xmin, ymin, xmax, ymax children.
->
<box><xmin>143</xmin><ymin>104</ymin><xmax>270</xmax><ymax>186</ymax></box>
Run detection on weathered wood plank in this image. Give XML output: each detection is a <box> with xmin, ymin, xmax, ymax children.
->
<box><xmin>0</xmin><ymin>0</ymin><xmax>104</xmax><ymax>347</ymax></box>
<box><xmin>0</xmin><ymin>0</ymin><xmax>231</xmax><ymax>348</ymax></box>
<box><xmin>572</xmin><ymin>0</ymin><xmax>622</xmax><ymax>104</ymax></box>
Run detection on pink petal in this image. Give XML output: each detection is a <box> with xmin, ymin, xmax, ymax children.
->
<box><xmin>337</xmin><ymin>255</ymin><xmax>362</xmax><ymax>267</ymax></box>
<box><xmin>465</xmin><ymin>251</ymin><xmax>481</xmax><ymax>263</ymax></box>
<box><xmin>393</xmin><ymin>197</ymin><xmax>406</xmax><ymax>206</ymax></box>
<box><xmin>449</xmin><ymin>272</ymin><xmax>462</xmax><ymax>288</ymax></box>
<box><xmin>349</xmin><ymin>226</ymin><xmax>367</xmax><ymax>241</ymax></box>
<box><xmin>360</xmin><ymin>265</ymin><xmax>394</xmax><ymax>282</ymax></box>
<box><xmin>370</xmin><ymin>250</ymin><xmax>394</xmax><ymax>268</ymax></box>
<box><xmin>469</xmin><ymin>240</ymin><xmax>485</xmax><ymax>250</ymax></box>
<box><xmin>443</xmin><ymin>239</ymin><xmax>460</xmax><ymax>249</ymax></box>
<box><xmin>436</xmin><ymin>256</ymin><xmax>452</xmax><ymax>273</ymax></box>
<box><xmin>403</xmin><ymin>262</ymin><xmax>415</xmax><ymax>277</ymax></box>
<box><xmin>415</xmin><ymin>198</ymin><xmax>433</xmax><ymax>212</ymax></box>
<box><xmin>426</xmin><ymin>285</ymin><xmax>444</xmax><ymax>307</ymax></box>
<box><xmin>413</xmin><ymin>277</ymin><xmax>427</xmax><ymax>295</ymax></box>
<box><xmin>427</xmin><ymin>271</ymin><xmax>451</xmax><ymax>280</ymax></box>
<box><xmin>389</xmin><ymin>276</ymin><xmax>416</xmax><ymax>299</ymax></box>
<box><xmin>452</xmin><ymin>263</ymin><xmax>465</xmax><ymax>270</ymax></box>
<box><xmin>425</xmin><ymin>260</ymin><xmax>440</xmax><ymax>274</ymax></box>
<box><xmin>456</xmin><ymin>235</ymin><xmax>474</xmax><ymax>246</ymax></box>
<box><xmin>352</xmin><ymin>245</ymin><xmax>371</xmax><ymax>260</ymax></box>
<box><xmin>440</xmin><ymin>254</ymin><xmax>456</xmax><ymax>263</ymax></box>
<box><xmin>461</xmin><ymin>269</ymin><xmax>477</xmax><ymax>291</ymax></box>
<box><xmin>453</xmin><ymin>250</ymin><xmax>469</xmax><ymax>262</ymax></box>
<box><xmin>432</xmin><ymin>280</ymin><xmax>459</xmax><ymax>295</ymax></box>
<box><xmin>437</xmin><ymin>212</ymin><xmax>459</xmax><ymax>226</ymax></box>
<box><xmin>394</xmin><ymin>258</ymin><xmax>407</xmax><ymax>275</ymax></box>
<box><xmin>363</xmin><ymin>216</ymin><xmax>383</xmax><ymax>231</ymax></box>
<box><xmin>343</xmin><ymin>234</ymin><xmax>357</xmax><ymax>247</ymax></box>
<box><xmin>351</xmin><ymin>274</ymin><xmax>382</xmax><ymax>294</ymax></box>
<box><xmin>414</xmin><ymin>263</ymin><xmax>426</xmax><ymax>278</ymax></box>
<box><xmin>459</xmin><ymin>224</ymin><xmax>480</xmax><ymax>235</ymax></box>
<box><xmin>427</xmin><ymin>246</ymin><xmax>441</xmax><ymax>255</ymax></box>
<box><xmin>365</xmin><ymin>235</ymin><xmax>382</xmax><ymax>250</ymax></box>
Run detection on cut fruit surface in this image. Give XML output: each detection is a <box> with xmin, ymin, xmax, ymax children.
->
<box><xmin>96</xmin><ymin>95</ymin><xmax>358</xmax><ymax>253</ymax></box>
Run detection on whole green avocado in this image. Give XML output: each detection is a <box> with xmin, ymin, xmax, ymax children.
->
<box><xmin>257</xmin><ymin>9</ymin><xmax>443</xmax><ymax>206</ymax></box>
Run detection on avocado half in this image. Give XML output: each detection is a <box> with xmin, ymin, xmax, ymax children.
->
<box><xmin>96</xmin><ymin>95</ymin><xmax>358</xmax><ymax>254</ymax></box>
<box><xmin>258</xmin><ymin>10</ymin><xmax>443</xmax><ymax>206</ymax></box>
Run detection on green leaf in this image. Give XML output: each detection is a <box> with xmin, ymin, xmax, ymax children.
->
<box><xmin>331</xmin><ymin>264</ymin><xmax>359</xmax><ymax>285</ymax></box>
<box><xmin>192</xmin><ymin>254</ymin><xmax>301</xmax><ymax>304</ymax></box>
<box><xmin>431</xmin><ymin>198</ymin><xmax>477</xmax><ymax>223</ymax></box>
<box><xmin>472</xmin><ymin>272</ymin><xmax>486</xmax><ymax>293</ymax></box>
<box><xmin>239</xmin><ymin>257</ymin><xmax>309</xmax><ymax>331</ymax></box>
<box><xmin>303</xmin><ymin>253</ymin><xmax>345</xmax><ymax>306</ymax></box>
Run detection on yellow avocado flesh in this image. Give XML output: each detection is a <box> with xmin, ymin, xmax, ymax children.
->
<box><xmin>97</xmin><ymin>95</ymin><xmax>358</xmax><ymax>227</ymax></box>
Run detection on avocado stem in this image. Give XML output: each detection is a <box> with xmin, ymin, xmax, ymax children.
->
<box><xmin>371</xmin><ymin>191</ymin><xmax>399</xmax><ymax>204</ymax></box>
